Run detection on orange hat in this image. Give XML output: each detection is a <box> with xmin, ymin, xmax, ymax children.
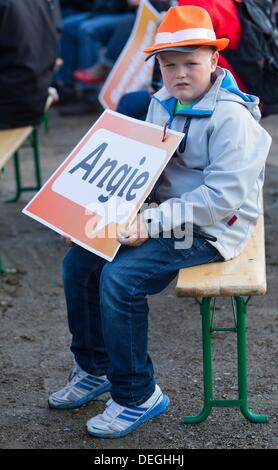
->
<box><xmin>144</xmin><ymin>6</ymin><xmax>229</xmax><ymax>60</ymax></box>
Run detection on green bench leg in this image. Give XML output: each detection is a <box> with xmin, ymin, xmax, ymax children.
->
<box><xmin>6</xmin><ymin>150</ymin><xmax>22</xmax><ymax>203</ymax></box>
<box><xmin>184</xmin><ymin>296</ymin><xmax>268</xmax><ymax>424</ymax></box>
<box><xmin>0</xmin><ymin>258</ymin><xmax>5</xmax><ymax>274</ymax></box>
<box><xmin>43</xmin><ymin>111</ymin><xmax>49</xmax><ymax>134</ymax></box>
<box><xmin>235</xmin><ymin>296</ymin><xmax>268</xmax><ymax>423</ymax></box>
<box><xmin>0</xmin><ymin>258</ymin><xmax>16</xmax><ymax>274</ymax></box>
<box><xmin>32</xmin><ymin>128</ymin><xmax>42</xmax><ymax>189</ymax></box>
<box><xmin>6</xmin><ymin>128</ymin><xmax>41</xmax><ymax>203</ymax></box>
<box><xmin>184</xmin><ymin>297</ymin><xmax>213</xmax><ymax>423</ymax></box>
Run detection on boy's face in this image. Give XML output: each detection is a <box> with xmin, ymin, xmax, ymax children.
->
<box><xmin>157</xmin><ymin>47</ymin><xmax>219</xmax><ymax>104</ymax></box>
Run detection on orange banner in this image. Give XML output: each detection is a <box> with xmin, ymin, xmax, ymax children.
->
<box><xmin>99</xmin><ymin>0</ymin><xmax>161</xmax><ymax>110</ymax></box>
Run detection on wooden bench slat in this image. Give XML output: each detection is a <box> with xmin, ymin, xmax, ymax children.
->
<box><xmin>175</xmin><ymin>215</ymin><xmax>266</xmax><ymax>298</ymax></box>
<box><xmin>0</xmin><ymin>126</ymin><xmax>33</xmax><ymax>170</ymax></box>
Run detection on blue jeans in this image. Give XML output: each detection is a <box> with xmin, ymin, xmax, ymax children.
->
<box><xmin>116</xmin><ymin>90</ymin><xmax>152</xmax><ymax>121</ymax></box>
<box><xmin>104</xmin><ymin>13</ymin><xmax>135</xmax><ymax>65</ymax></box>
<box><xmin>57</xmin><ymin>12</ymin><xmax>93</xmax><ymax>84</ymax></box>
<box><xmin>62</xmin><ymin>234</ymin><xmax>223</xmax><ymax>407</ymax></box>
<box><xmin>61</xmin><ymin>8</ymin><xmax>84</xmax><ymax>19</ymax></box>
<box><xmin>58</xmin><ymin>13</ymin><xmax>131</xmax><ymax>84</ymax></box>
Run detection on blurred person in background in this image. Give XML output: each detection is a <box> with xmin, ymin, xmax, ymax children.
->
<box><xmin>59</xmin><ymin>0</ymin><xmax>170</xmax><ymax>115</ymax></box>
<box><xmin>0</xmin><ymin>0</ymin><xmax>61</xmax><ymax>129</ymax></box>
<box><xmin>60</xmin><ymin>0</ymin><xmax>95</xmax><ymax>18</ymax></box>
<box><xmin>73</xmin><ymin>0</ymin><xmax>171</xmax><ymax>85</ymax></box>
<box><xmin>56</xmin><ymin>0</ymin><xmax>135</xmax><ymax>97</ymax></box>
<box><xmin>274</xmin><ymin>0</ymin><xmax>278</xmax><ymax>23</ymax></box>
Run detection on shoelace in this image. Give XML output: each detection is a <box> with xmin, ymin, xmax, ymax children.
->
<box><xmin>68</xmin><ymin>362</ymin><xmax>80</xmax><ymax>381</ymax></box>
<box><xmin>66</xmin><ymin>372</ymin><xmax>84</xmax><ymax>389</ymax></box>
<box><xmin>64</xmin><ymin>368</ymin><xmax>88</xmax><ymax>391</ymax></box>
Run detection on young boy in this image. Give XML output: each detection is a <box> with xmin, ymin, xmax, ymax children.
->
<box><xmin>48</xmin><ymin>6</ymin><xmax>271</xmax><ymax>438</ymax></box>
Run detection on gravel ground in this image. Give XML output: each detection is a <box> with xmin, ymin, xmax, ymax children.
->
<box><xmin>0</xmin><ymin>108</ymin><xmax>277</xmax><ymax>449</ymax></box>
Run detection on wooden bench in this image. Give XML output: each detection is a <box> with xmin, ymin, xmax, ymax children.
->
<box><xmin>176</xmin><ymin>215</ymin><xmax>268</xmax><ymax>424</ymax></box>
<box><xmin>0</xmin><ymin>126</ymin><xmax>39</xmax><ymax>203</ymax></box>
<box><xmin>0</xmin><ymin>91</ymin><xmax>56</xmax><ymax>203</ymax></box>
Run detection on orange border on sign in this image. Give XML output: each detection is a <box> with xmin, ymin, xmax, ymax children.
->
<box><xmin>23</xmin><ymin>110</ymin><xmax>183</xmax><ymax>261</ymax></box>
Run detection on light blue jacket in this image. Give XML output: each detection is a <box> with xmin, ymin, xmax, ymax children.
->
<box><xmin>143</xmin><ymin>67</ymin><xmax>272</xmax><ymax>260</ymax></box>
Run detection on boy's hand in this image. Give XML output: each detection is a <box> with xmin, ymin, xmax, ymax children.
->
<box><xmin>118</xmin><ymin>214</ymin><xmax>149</xmax><ymax>247</ymax></box>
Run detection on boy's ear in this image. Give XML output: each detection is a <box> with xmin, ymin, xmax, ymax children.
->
<box><xmin>211</xmin><ymin>50</ymin><xmax>219</xmax><ymax>72</ymax></box>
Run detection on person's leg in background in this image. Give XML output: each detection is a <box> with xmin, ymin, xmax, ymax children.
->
<box><xmin>77</xmin><ymin>14</ymin><xmax>129</xmax><ymax>79</ymax></box>
<box><xmin>115</xmin><ymin>57</ymin><xmax>162</xmax><ymax>121</ymax></box>
<box><xmin>116</xmin><ymin>90</ymin><xmax>152</xmax><ymax>120</ymax></box>
<box><xmin>57</xmin><ymin>13</ymin><xmax>123</xmax><ymax>114</ymax></box>
<box><xmin>102</xmin><ymin>13</ymin><xmax>136</xmax><ymax>68</ymax></box>
<box><xmin>74</xmin><ymin>13</ymin><xmax>136</xmax><ymax>84</ymax></box>
<box><xmin>61</xmin><ymin>7</ymin><xmax>81</xmax><ymax>19</ymax></box>
<box><xmin>56</xmin><ymin>12</ymin><xmax>93</xmax><ymax>86</ymax></box>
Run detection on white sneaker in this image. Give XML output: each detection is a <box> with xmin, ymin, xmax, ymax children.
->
<box><xmin>48</xmin><ymin>362</ymin><xmax>111</xmax><ymax>409</ymax></box>
<box><xmin>86</xmin><ymin>384</ymin><xmax>169</xmax><ymax>438</ymax></box>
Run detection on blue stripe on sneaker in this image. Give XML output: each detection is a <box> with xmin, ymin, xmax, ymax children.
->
<box><xmin>117</xmin><ymin>414</ymin><xmax>138</xmax><ymax>423</ymax></box>
<box><xmin>48</xmin><ymin>382</ymin><xmax>112</xmax><ymax>409</ymax></box>
<box><xmin>75</xmin><ymin>382</ymin><xmax>95</xmax><ymax>391</ymax></box>
<box><xmin>86</xmin><ymin>376</ymin><xmax>106</xmax><ymax>384</ymax></box>
<box><xmin>132</xmin><ymin>406</ymin><xmax>149</xmax><ymax>412</ymax></box>
<box><xmin>121</xmin><ymin>409</ymin><xmax>144</xmax><ymax>417</ymax></box>
<box><xmin>87</xmin><ymin>394</ymin><xmax>170</xmax><ymax>438</ymax></box>
<box><xmin>81</xmin><ymin>378</ymin><xmax>102</xmax><ymax>387</ymax></box>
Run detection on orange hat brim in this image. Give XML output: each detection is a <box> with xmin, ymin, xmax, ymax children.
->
<box><xmin>144</xmin><ymin>37</ymin><xmax>229</xmax><ymax>54</ymax></box>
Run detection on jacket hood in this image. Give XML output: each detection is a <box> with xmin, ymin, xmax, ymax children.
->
<box><xmin>153</xmin><ymin>66</ymin><xmax>261</xmax><ymax>121</ymax></box>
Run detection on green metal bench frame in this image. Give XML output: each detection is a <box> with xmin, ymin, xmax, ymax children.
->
<box><xmin>0</xmin><ymin>258</ymin><xmax>5</xmax><ymax>274</ymax></box>
<box><xmin>6</xmin><ymin>127</ymin><xmax>41</xmax><ymax>204</ymax></box>
<box><xmin>184</xmin><ymin>295</ymin><xmax>268</xmax><ymax>424</ymax></box>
